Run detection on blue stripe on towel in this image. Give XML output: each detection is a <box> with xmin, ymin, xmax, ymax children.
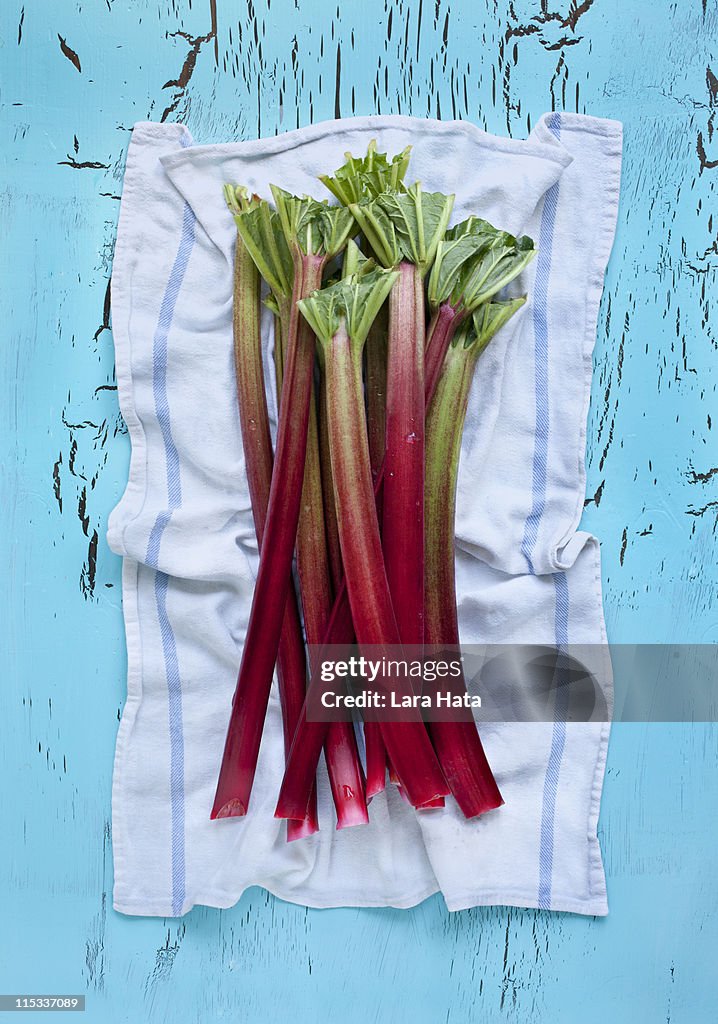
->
<box><xmin>518</xmin><ymin>112</ymin><xmax>571</xmax><ymax>910</ymax></box>
<box><xmin>520</xmin><ymin>112</ymin><xmax>562</xmax><ymax>577</ymax></box>
<box><xmin>145</xmin><ymin>150</ymin><xmax>195</xmax><ymax>916</ymax></box>
<box><xmin>538</xmin><ymin>572</ymin><xmax>569</xmax><ymax>909</ymax></box>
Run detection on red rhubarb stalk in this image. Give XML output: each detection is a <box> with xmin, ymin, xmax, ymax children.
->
<box><xmin>292</xmin><ymin>342</ymin><xmax>369</xmax><ymax>830</ymax></box>
<box><xmin>225</xmin><ymin>187</ymin><xmax>318</xmax><ymax>839</ymax></box>
<box><xmin>362</xmin><ymin>299</ymin><xmax>390</xmax><ymax>798</ymax></box>
<box><xmin>257</xmin><ymin>203</ymin><xmax>367</xmax><ymax>830</ymax></box>
<box><xmin>352</xmin><ymin>185</ymin><xmax>453</xmax><ymax>801</ymax></box>
<box><xmin>383</xmin><ymin>261</ymin><xmax>425</xmax><ymax>646</ymax></box>
<box><xmin>212</xmin><ymin>191</ymin><xmax>355</xmax><ymax>821</ymax></box>
<box><xmin>295</xmin><ymin>270</ymin><xmax>449</xmax><ymax>808</ymax></box>
<box><xmin>424</xmin><ymin>303</ymin><xmax>464</xmax><ymax>404</ymax></box>
<box><xmin>212</xmin><ymin>252</ymin><xmax>323</xmax><ymax>819</ymax></box>
<box><xmin>269</xmin><ymin>232</ymin><xmax>369</xmax><ymax>830</ymax></box>
<box><xmin>350</xmin><ymin>185</ymin><xmax>454</xmax><ymax>645</ymax></box>
<box><xmin>275</xmin><ymin>575</ymin><xmax>355</xmax><ymax>821</ymax></box>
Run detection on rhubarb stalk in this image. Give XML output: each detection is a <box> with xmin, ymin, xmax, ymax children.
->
<box><xmin>211</xmin><ymin>194</ymin><xmax>354</xmax><ymax>820</ymax></box>
<box><xmin>224</xmin><ymin>186</ymin><xmax>318</xmax><ymax>840</ymax></box>
<box><xmin>350</xmin><ymin>184</ymin><xmax>454</xmax><ymax>650</ymax></box>
<box><xmin>268</xmin><ymin>217</ymin><xmax>369</xmax><ymax>831</ymax></box>
<box><xmin>277</xmin><ymin>308</ymin><xmax>369</xmax><ymax>830</ymax></box>
<box><xmin>424</xmin><ymin>301</ymin><xmax>526</xmax><ymax>817</ymax></box>
<box><xmin>363</xmin><ymin>304</ymin><xmax>390</xmax><ymax>798</ymax></box>
<box><xmin>317</xmin><ymin>369</ymin><xmax>344</xmax><ymax>594</ymax></box>
<box><xmin>295</xmin><ymin>269</ymin><xmax>450</xmax><ymax>808</ymax></box>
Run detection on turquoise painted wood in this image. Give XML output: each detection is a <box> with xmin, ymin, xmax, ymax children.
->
<box><xmin>2</xmin><ymin>1</ymin><xmax>717</xmax><ymax>1020</ymax></box>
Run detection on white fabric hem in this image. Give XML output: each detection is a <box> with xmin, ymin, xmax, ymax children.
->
<box><xmin>113</xmin><ymin>883</ymin><xmax>607</xmax><ymax>918</ymax></box>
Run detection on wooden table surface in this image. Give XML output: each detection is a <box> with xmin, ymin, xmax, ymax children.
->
<box><xmin>2</xmin><ymin>1</ymin><xmax>717</xmax><ymax>1020</ymax></box>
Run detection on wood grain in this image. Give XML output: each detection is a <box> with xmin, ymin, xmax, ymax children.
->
<box><xmin>1</xmin><ymin>0</ymin><xmax>717</xmax><ymax>1020</ymax></box>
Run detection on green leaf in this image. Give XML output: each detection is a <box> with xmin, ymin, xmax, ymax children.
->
<box><xmin>341</xmin><ymin>238</ymin><xmax>373</xmax><ymax>278</ymax></box>
<box><xmin>428</xmin><ymin>232</ymin><xmax>495</xmax><ymax>309</ymax></box>
<box><xmin>348</xmin><ymin>198</ymin><xmax>400</xmax><ymax>268</ymax></box>
<box><xmin>319</xmin><ymin>140</ymin><xmax>412</xmax><ymax>206</ymax></box>
<box><xmin>270</xmin><ymin>185</ymin><xmax>355</xmax><ymax>258</ymax></box>
<box><xmin>263</xmin><ymin>292</ymin><xmax>280</xmax><ymax>316</ymax></box>
<box><xmin>228</xmin><ymin>192</ymin><xmax>294</xmax><ymax>299</ymax></box>
<box><xmin>223</xmin><ymin>184</ymin><xmax>262</xmax><ymax>220</ymax></box>
<box><xmin>458</xmin><ymin>232</ymin><xmax>535</xmax><ymax>310</ymax></box>
<box><xmin>298</xmin><ymin>267</ymin><xmax>399</xmax><ymax>347</ymax></box>
<box><xmin>428</xmin><ymin>217</ymin><xmax>535</xmax><ymax>310</ymax></box>
<box><xmin>350</xmin><ymin>184</ymin><xmax>454</xmax><ymax>275</ymax></box>
<box><xmin>462</xmin><ymin>297</ymin><xmax>527</xmax><ymax>353</ymax></box>
<box><xmin>444</xmin><ymin>216</ymin><xmax>497</xmax><ymax>242</ymax></box>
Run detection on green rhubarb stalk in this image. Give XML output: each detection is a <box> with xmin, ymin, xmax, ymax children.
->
<box><xmin>297</xmin><ymin>269</ymin><xmax>450</xmax><ymax>808</ymax></box>
<box><xmin>424</xmin><ymin>299</ymin><xmax>526</xmax><ymax>817</ymax></box>
<box><xmin>317</xmin><ymin>239</ymin><xmax>374</xmax><ymax>594</ymax></box>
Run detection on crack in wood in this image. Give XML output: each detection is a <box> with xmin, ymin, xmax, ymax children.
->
<box><xmin>93</xmin><ymin>280</ymin><xmax>112</xmax><ymax>341</ymax></box>
<box><xmin>619</xmin><ymin>526</ymin><xmax>628</xmax><ymax>566</ymax></box>
<box><xmin>685</xmin><ymin>500</ymin><xmax>718</xmax><ymax>518</ymax></box>
<box><xmin>58</xmin><ymin>156</ymin><xmax>110</xmax><ymax>170</ymax></box>
<box><xmin>52</xmin><ymin>453</ymin><xmax>63</xmax><ymax>513</ymax></box>
<box><xmin>58</xmin><ymin>34</ymin><xmax>82</xmax><ymax>73</ymax></box>
<box><xmin>686</xmin><ymin>463</ymin><xmax>718</xmax><ymax>484</ymax></box>
<box><xmin>697</xmin><ymin>66</ymin><xmax>718</xmax><ymax>171</ymax></box>
<box><xmin>160</xmin><ymin>0</ymin><xmax>218</xmax><ymax>122</ymax></box>
<box><xmin>334</xmin><ymin>42</ymin><xmax>342</xmax><ymax>118</ymax></box>
<box><xmin>79</xmin><ymin>529</ymin><xmax>99</xmax><ymax>599</ymax></box>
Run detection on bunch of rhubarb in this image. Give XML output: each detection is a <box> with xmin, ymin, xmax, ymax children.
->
<box><xmin>213</xmin><ymin>143</ymin><xmax>535</xmax><ymax>836</ymax></box>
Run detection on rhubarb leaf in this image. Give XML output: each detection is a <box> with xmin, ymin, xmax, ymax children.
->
<box><xmin>224</xmin><ymin>183</ymin><xmax>262</xmax><ymax>219</ymax></box>
<box><xmin>428</xmin><ymin>233</ymin><xmax>495</xmax><ymax>309</ymax></box>
<box><xmin>341</xmin><ymin>238</ymin><xmax>372</xmax><ymax>278</ymax></box>
<box><xmin>228</xmin><ymin>192</ymin><xmax>294</xmax><ymax>299</ymax></box>
<box><xmin>444</xmin><ymin>216</ymin><xmax>497</xmax><ymax>242</ymax></box>
<box><xmin>458</xmin><ymin>232</ymin><xmax>535</xmax><ymax>310</ymax></box>
<box><xmin>320</xmin><ymin>140</ymin><xmax>412</xmax><ymax>206</ymax></box>
<box><xmin>428</xmin><ymin>218</ymin><xmax>535</xmax><ymax>311</ymax></box>
<box><xmin>350</xmin><ymin>184</ymin><xmax>454</xmax><ymax>276</ymax></box>
<box><xmin>462</xmin><ymin>297</ymin><xmax>527</xmax><ymax>353</ymax></box>
<box><xmin>298</xmin><ymin>268</ymin><xmax>399</xmax><ymax>347</ymax></box>
<box><xmin>270</xmin><ymin>186</ymin><xmax>355</xmax><ymax>258</ymax></box>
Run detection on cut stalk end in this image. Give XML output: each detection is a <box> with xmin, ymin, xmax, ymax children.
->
<box><xmin>335</xmin><ymin>795</ymin><xmax>371</xmax><ymax>830</ymax></box>
<box><xmin>287</xmin><ymin>816</ymin><xmax>320</xmax><ymax>841</ymax></box>
<box><xmin>211</xmin><ymin>798</ymin><xmax>247</xmax><ymax>820</ymax></box>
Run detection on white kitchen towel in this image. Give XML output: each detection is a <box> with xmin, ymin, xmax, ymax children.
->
<box><xmin>108</xmin><ymin>113</ymin><xmax>622</xmax><ymax>917</ymax></box>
